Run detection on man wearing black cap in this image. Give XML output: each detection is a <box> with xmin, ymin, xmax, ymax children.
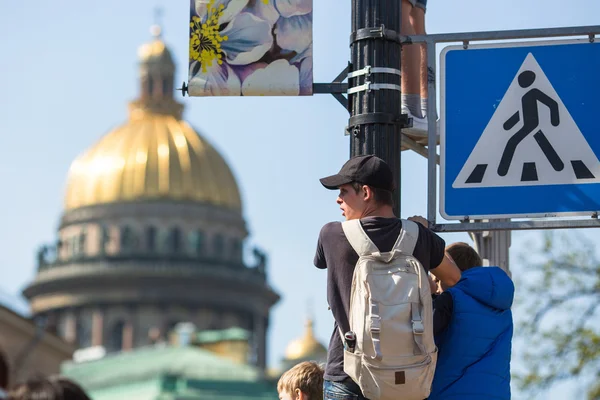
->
<box><xmin>315</xmin><ymin>155</ymin><xmax>461</xmax><ymax>399</ymax></box>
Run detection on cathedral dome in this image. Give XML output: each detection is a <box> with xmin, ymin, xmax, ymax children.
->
<box><xmin>63</xmin><ymin>27</ymin><xmax>241</xmax><ymax>212</ymax></box>
<box><xmin>63</xmin><ymin>115</ymin><xmax>241</xmax><ymax>211</ymax></box>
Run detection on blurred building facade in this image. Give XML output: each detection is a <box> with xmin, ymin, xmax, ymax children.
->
<box><xmin>0</xmin><ymin>304</ymin><xmax>75</xmax><ymax>387</ymax></box>
<box><xmin>22</xmin><ymin>25</ymin><xmax>279</xmax><ymax>374</ymax></box>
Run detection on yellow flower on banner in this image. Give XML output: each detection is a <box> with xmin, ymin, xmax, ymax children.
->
<box><xmin>189</xmin><ymin>0</ymin><xmax>229</xmax><ymax>73</ymax></box>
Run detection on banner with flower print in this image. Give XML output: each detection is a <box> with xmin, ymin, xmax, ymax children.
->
<box><xmin>188</xmin><ymin>0</ymin><xmax>313</xmax><ymax>96</ymax></box>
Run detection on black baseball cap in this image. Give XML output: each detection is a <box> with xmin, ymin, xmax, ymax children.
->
<box><xmin>319</xmin><ymin>155</ymin><xmax>395</xmax><ymax>191</ymax></box>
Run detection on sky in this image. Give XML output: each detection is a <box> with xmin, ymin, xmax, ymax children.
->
<box><xmin>0</xmin><ymin>0</ymin><xmax>598</xmax><ymax>398</ymax></box>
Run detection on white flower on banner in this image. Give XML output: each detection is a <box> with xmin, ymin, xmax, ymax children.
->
<box><xmin>242</xmin><ymin>59</ymin><xmax>300</xmax><ymax>96</ymax></box>
<box><xmin>189</xmin><ymin>0</ymin><xmax>274</xmax><ymax>95</ymax></box>
<box><xmin>189</xmin><ymin>64</ymin><xmax>242</xmax><ymax>96</ymax></box>
<box><xmin>274</xmin><ymin>13</ymin><xmax>312</xmax><ymax>55</ymax></box>
<box><xmin>246</xmin><ymin>0</ymin><xmax>280</xmax><ymax>25</ymax></box>
<box><xmin>275</xmin><ymin>0</ymin><xmax>312</xmax><ymax>18</ymax></box>
<box><xmin>195</xmin><ymin>0</ymin><xmax>248</xmax><ymax>24</ymax></box>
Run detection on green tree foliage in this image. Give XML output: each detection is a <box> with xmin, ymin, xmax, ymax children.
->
<box><xmin>516</xmin><ymin>231</ymin><xmax>600</xmax><ymax>399</ymax></box>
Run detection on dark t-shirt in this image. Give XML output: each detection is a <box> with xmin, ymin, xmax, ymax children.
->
<box><xmin>314</xmin><ymin>217</ymin><xmax>446</xmax><ymax>382</ymax></box>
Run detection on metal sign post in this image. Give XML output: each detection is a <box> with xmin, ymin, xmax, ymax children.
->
<box><xmin>348</xmin><ymin>1</ymin><xmax>406</xmax><ymax>217</ymax></box>
<box><xmin>470</xmin><ymin>223</ymin><xmax>512</xmax><ymax>276</ymax></box>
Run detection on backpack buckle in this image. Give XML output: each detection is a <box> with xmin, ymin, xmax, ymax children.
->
<box><xmin>370</xmin><ymin>302</ymin><xmax>382</xmax><ymax>334</ymax></box>
<box><xmin>412</xmin><ymin>320</ymin><xmax>424</xmax><ymax>334</ymax></box>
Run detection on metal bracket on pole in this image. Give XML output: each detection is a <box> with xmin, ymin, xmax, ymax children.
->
<box><xmin>333</xmin><ymin>65</ymin><xmax>350</xmax><ymax>83</ymax></box>
<box><xmin>399</xmin><ymin>35</ymin><xmax>412</xmax><ymax>45</ymax></box>
<box><xmin>313</xmin><ymin>65</ymin><xmax>350</xmax><ymax>110</ymax></box>
<box><xmin>350</xmin><ymin>24</ymin><xmax>401</xmax><ymax>44</ymax></box>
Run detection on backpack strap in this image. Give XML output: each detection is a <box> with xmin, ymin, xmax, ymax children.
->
<box><xmin>411</xmin><ymin>302</ymin><xmax>426</xmax><ymax>355</ymax></box>
<box><xmin>391</xmin><ymin>219</ymin><xmax>419</xmax><ymax>255</ymax></box>
<box><xmin>341</xmin><ymin>220</ymin><xmax>379</xmax><ymax>256</ymax></box>
<box><xmin>392</xmin><ymin>220</ymin><xmax>427</xmax><ymax>355</ymax></box>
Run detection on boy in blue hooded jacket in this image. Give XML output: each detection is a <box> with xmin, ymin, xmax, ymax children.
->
<box><xmin>429</xmin><ymin>242</ymin><xmax>514</xmax><ymax>400</ymax></box>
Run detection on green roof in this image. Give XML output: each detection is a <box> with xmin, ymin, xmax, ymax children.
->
<box><xmin>194</xmin><ymin>327</ymin><xmax>251</xmax><ymax>344</ymax></box>
<box><xmin>73</xmin><ymin>376</ymin><xmax>277</xmax><ymax>400</ymax></box>
<box><xmin>62</xmin><ymin>344</ymin><xmax>264</xmax><ymax>390</ymax></box>
<box><xmin>79</xmin><ymin>379</ymin><xmax>162</xmax><ymax>400</ymax></box>
<box><xmin>156</xmin><ymin>378</ymin><xmax>276</xmax><ymax>400</ymax></box>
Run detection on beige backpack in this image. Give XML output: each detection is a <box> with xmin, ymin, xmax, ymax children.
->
<box><xmin>340</xmin><ymin>219</ymin><xmax>437</xmax><ymax>400</ymax></box>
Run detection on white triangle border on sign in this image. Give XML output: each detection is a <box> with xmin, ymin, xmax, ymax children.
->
<box><xmin>452</xmin><ymin>52</ymin><xmax>600</xmax><ymax>189</ymax></box>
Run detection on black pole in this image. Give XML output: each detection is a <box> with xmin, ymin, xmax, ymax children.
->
<box><xmin>349</xmin><ymin>0</ymin><xmax>404</xmax><ymax>216</ymax></box>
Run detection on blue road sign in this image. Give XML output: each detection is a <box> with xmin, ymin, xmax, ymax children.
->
<box><xmin>441</xmin><ymin>39</ymin><xmax>600</xmax><ymax>220</ymax></box>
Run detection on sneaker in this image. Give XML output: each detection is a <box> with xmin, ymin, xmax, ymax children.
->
<box><xmin>402</xmin><ymin>111</ymin><xmax>428</xmax><ymax>140</ymax></box>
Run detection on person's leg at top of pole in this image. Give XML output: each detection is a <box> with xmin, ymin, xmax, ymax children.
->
<box><xmin>411</xmin><ymin>0</ymin><xmax>428</xmax><ymax>120</ymax></box>
<box><xmin>401</xmin><ymin>0</ymin><xmax>429</xmax><ymax>140</ymax></box>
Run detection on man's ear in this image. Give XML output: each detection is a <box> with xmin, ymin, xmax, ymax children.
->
<box><xmin>294</xmin><ymin>388</ymin><xmax>306</xmax><ymax>400</ymax></box>
<box><xmin>362</xmin><ymin>185</ymin><xmax>373</xmax><ymax>201</ymax></box>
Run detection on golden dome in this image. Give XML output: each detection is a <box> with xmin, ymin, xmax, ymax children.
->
<box><xmin>64</xmin><ymin>113</ymin><xmax>242</xmax><ymax>211</ymax></box>
<box><xmin>63</xmin><ymin>28</ymin><xmax>242</xmax><ymax>211</ymax></box>
<box><xmin>284</xmin><ymin>319</ymin><xmax>327</xmax><ymax>361</ymax></box>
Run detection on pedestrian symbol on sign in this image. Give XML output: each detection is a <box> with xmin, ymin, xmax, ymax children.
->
<box><xmin>453</xmin><ymin>53</ymin><xmax>600</xmax><ymax>189</ymax></box>
<box><xmin>497</xmin><ymin>70</ymin><xmax>562</xmax><ymax>179</ymax></box>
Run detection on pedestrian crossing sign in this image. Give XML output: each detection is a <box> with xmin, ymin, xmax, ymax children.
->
<box><xmin>440</xmin><ymin>39</ymin><xmax>600</xmax><ymax>219</ymax></box>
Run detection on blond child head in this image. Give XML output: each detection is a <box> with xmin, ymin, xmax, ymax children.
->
<box><xmin>277</xmin><ymin>361</ymin><xmax>324</xmax><ymax>400</ymax></box>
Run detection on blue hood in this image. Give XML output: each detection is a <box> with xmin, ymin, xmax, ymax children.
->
<box><xmin>456</xmin><ymin>267</ymin><xmax>514</xmax><ymax>311</ymax></box>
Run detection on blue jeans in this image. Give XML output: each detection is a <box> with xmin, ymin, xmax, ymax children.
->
<box><xmin>323</xmin><ymin>379</ymin><xmax>368</xmax><ymax>400</ymax></box>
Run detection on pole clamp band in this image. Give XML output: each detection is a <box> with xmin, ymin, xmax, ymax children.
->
<box><xmin>345</xmin><ymin>112</ymin><xmax>410</xmax><ymax>135</ymax></box>
<box><xmin>350</xmin><ymin>24</ymin><xmax>401</xmax><ymax>44</ymax></box>
<box><xmin>347</xmin><ymin>66</ymin><xmax>401</xmax><ymax>79</ymax></box>
<box><xmin>347</xmin><ymin>82</ymin><xmax>401</xmax><ymax>95</ymax></box>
